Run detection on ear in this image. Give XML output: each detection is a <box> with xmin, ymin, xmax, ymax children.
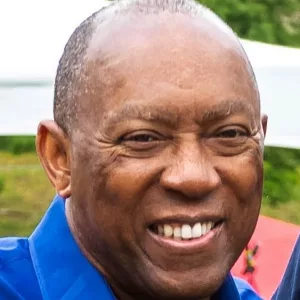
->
<box><xmin>36</xmin><ymin>120</ymin><xmax>71</xmax><ymax>199</ymax></box>
<box><xmin>261</xmin><ymin>114</ymin><xmax>268</xmax><ymax>139</ymax></box>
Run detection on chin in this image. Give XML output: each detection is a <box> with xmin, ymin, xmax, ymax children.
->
<box><xmin>142</xmin><ymin>267</ymin><xmax>226</xmax><ymax>300</ymax></box>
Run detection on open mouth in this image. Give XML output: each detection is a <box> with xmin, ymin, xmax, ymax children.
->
<box><xmin>148</xmin><ymin>220</ymin><xmax>223</xmax><ymax>241</ymax></box>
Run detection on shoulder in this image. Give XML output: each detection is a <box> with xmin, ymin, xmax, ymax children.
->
<box><xmin>272</xmin><ymin>235</ymin><xmax>300</xmax><ymax>300</ymax></box>
<box><xmin>233</xmin><ymin>277</ymin><xmax>263</xmax><ymax>300</ymax></box>
<box><xmin>0</xmin><ymin>237</ymin><xmax>30</xmax><ymax>265</ymax></box>
<box><xmin>0</xmin><ymin>237</ymin><xmax>42</xmax><ymax>300</ymax></box>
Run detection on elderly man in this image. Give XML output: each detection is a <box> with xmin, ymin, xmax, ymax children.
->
<box><xmin>0</xmin><ymin>0</ymin><xmax>267</xmax><ymax>299</ymax></box>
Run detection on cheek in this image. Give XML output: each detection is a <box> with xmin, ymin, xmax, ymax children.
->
<box><xmin>214</xmin><ymin>153</ymin><xmax>263</xmax><ymax>263</ymax></box>
<box><xmin>219</xmin><ymin>152</ymin><xmax>263</xmax><ymax>244</ymax></box>
<box><xmin>71</xmin><ymin>153</ymin><xmax>163</xmax><ymax>244</ymax></box>
<box><xmin>104</xmin><ymin>158</ymin><xmax>162</xmax><ymax>209</ymax></box>
<box><xmin>217</xmin><ymin>152</ymin><xmax>263</xmax><ymax>204</ymax></box>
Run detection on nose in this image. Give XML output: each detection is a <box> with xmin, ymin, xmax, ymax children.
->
<box><xmin>160</xmin><ymin>141</ymin><xmax>221</xmax><ymax>199</ymax></box>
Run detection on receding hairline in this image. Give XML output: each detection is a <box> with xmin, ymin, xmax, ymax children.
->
<box><xmin>87</xmin><ymin>0</ymin><xmax>239</xmax><ymax>53</ymax></box>
<box><xmin>53</xmin><ymin>0</ymin><xmax>258</xmax><ymax>136</ymax></box>
<box><xmin>72</xmin><ymin>0</ymin><xmax>243</xmax><ymax>71</ymax></box>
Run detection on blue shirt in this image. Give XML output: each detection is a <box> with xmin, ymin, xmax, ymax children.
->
<box><xmin>272</xmin><ymin>236</ymin><xmax>300</xmax><ymax>300</ymax></box>
<box><xmin>0</xmin><ymin>195</ymin><xmax>262</xmax><ymax>300</ymax></box>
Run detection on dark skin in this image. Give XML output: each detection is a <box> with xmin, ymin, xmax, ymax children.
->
<box><xmin>36</xmin><ymin>13</ymin><xmax>268</xmax><ymax>300</ymax></box>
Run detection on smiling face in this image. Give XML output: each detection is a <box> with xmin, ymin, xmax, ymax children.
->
<box><xmin>44</xmin><ymin>13</ymin><xmax>266</xmax><ymax>300</ymax></box>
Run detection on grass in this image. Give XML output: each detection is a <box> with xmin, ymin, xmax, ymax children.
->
<box><xmin>0</xmin><ymin>151</ymin><xmax>300</xmax><ymax>237</ymax></box>
<box><xmin>0</xmin><ymin>152</ymin><xmax>54</xmax><ymax>236</ymax></box>
<box><xmin>261</xmin><ymin>201</ymin><xmax>300</xmax><ymax>225</ymax></box>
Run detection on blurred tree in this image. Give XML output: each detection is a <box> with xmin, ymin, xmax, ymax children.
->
<box><xmin>199</xmin><ymin>0</ymin><xmax>300</xmax><ymax>47</ymax></box>
<box><xmin>0</xmin><ymin>136</ymin><xmax>35</xmax><ymax>154</ymax></box>
<box><xmin>264</xmin><ymin>147</ymin><xmax>300</xmax><ymax>206</ymax></box>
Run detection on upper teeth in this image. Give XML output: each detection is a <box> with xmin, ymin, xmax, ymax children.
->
<box><xmin>158</xmin><ymin>222</ymin><xmax>214</xmax><ymax>240</ymax></box>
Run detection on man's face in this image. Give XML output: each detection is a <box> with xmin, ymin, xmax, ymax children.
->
<box><xmin>68</xmin><ymin>15</ymin><xmax>265</xmax><ymax>299</ymax></box>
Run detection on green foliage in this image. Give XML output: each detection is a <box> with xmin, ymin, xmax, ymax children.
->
<box><xmin>199</xmin><ymin>0</ymin><xmax>300</xmax><ymax>47</ymax></box>
<box><xmin>263</xmin><ymin>147</ymin><xmax>300</xmax><ymax>206</ymax></box>
<box><xmin>0</xmin><ymin>175</ymin><xmax>4</xmax><ymax>194</ymax></box>
<box><xmin>0</xmin><ymin>136</ymin><xmax>36</xmax><ymax>154</ymax></box>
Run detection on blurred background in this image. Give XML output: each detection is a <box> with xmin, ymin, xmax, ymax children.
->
<box><xmin>0</xmin><ymin>0</ymin><xmax>300</xmax><ymax>298</ymax></box>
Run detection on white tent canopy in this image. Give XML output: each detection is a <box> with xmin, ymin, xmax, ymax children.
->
<box><xmin>1</xmin><ymin>0</ymin><xmax>300</xmax><ymax>149</ymax></box>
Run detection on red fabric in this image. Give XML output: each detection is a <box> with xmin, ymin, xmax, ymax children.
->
<box><xmin>232</xmin><ymin>216</ymin><xmax>300</xmax><ymax>299</ymax></box>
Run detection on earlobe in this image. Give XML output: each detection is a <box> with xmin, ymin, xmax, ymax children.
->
<box><xmin>36</xmin><ymin>120</ymin><xmax>71</xmax><ymax>199</ymax></box>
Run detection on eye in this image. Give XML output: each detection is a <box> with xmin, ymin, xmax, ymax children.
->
<box><xmin>116</xmin><ymin>131</ymin><xmax>166</xmax><ymax>152</ymax></box>
<box><xmin>216</xmin><ymin>128</ymin><xmax>248</xmax><ymax>139</ymax></box>
<box><xmin>118</xmin><ymin>133</ymin><xmax>160</xmax><ymax>143</ymax></box>
<box><xmin>124</xmin><ymin>134</ymin><xmax>157</xmax><ymax>142</ymax></box>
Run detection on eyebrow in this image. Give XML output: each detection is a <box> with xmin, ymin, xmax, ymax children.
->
<box><xmin>102</xmin><ymin>103</ymin><xmax>180</xmax><ymax>129</ymax></box>
<box><xmin>102</xmin><ymin>100</ymin><xmax>256</xmax><ymax>130</ymax></box>
<box><xmin>198</xmin><ymin>100</ymin><xmax>256</xmax><ymax>124</ymax></box>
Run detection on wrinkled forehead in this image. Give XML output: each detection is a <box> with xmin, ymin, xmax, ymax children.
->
<box><xmin>80</xmin><ymin>13</ymin><xmax>259</xmax><ymax>124</ymax></box>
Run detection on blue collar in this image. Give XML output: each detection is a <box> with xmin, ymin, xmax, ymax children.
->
<box><xmin>213</xmin><ymin>275</ymin><xmax>242</xmax><ymax>300</ymax></box>
<box><xmin>28</xmin><ymin>195</ymin><xmax>241</xmax><ymax>300</ymax></box>
<box><xmin>28</xmin><ymin>195</ymin><xmax>115</xmax><ymax>300</ymax></box>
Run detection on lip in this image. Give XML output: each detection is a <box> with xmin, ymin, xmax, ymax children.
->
<box><xmin>147</xmin><ymin>221</ymin><xmax>224</xmax><ymax>253</ymax></box>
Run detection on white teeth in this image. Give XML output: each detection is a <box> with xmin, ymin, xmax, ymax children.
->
<box><xmin>173</xmin><ymin>226</ymin><xmax>181</xmax><ymax>239</ymax></box>
<box><xmin>207</xmin><ymin>221</ymin><xmax>212</xmax><ymax>232</ymax></box>
<box><xmin>157</xmin><ymin>222</ymin><xmax>215</xmax><ymax>240</ymax></box>
<box><xmin>164</xmin><ymin>224</ymin><xmax>173</xmax><ymax>237</ymax></box>
<box><xmin>192</xmin><ymin>222</ymin><xmax>202</xmax><ymax>238</ymax></box>
<box><xmin>158</xmin><ymin>225</ymin><xmax>164</xmax><ymax>235</ymax></box>
<box><xmin>181</xmin><ymin>224</ymin><xmax>192</xmax><ymax>239</ymax></box>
